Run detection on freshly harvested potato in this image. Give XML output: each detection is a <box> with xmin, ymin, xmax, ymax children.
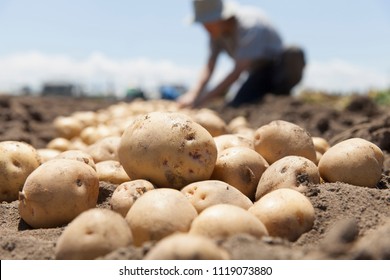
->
<box><xmin>189</xmin><ymin>204</ymin><xmax>268</xmax><ymax>239</ymax></box>
<box><xmin>0</xmin><ymin>141</ymin><xmax>41</xmax><ymax>202</ymax></box>
<box><xmin>68</xmin><ymin>137</ymin><xmax>88</xmax><ymax>151</ymax></box>
<box><xmin>80</xmin><ymin>125</ymin><xmax>113</xmax><ymax>145</ymax></box>
<box><xmin>84</xmin><ymin>136</ymin><xmax>121</xmax><ymax>163</ymax></box>
<box><xmin>312</xmin><ymin>137</ymin><xmax>330</xmax><ymax>155</ymax></box>
<box><xmin>113</xmin><ymin>116</ymin><xmax>137</xmax><ymax>136</ymax></box>
<box><xmin>249</xmin><ymin>188</ymin><xmax>315</xmax><ymax>242</ymax></box>
<box><xmin>46</xmin><ymin>137</ymin><xmax>71</xmax><ymax>152</ymax></box>
<box><xmin>105</xmin><ymin>103</ymin><xmax>133</xmax><ymax>120</ymax></box>
<box><xmin>71</xmin><ymin>111</ymin><xmax>97</xmax><ymax>128</ymax></box>
<box><xmin>227</xmin><ymin>116</ymin><xmax>250</xmax><ymax>133</ymax></box>
<box><xmin>95</xmin><ymin>110</ymin><xmax>110</xmax><ymax>124</ymax></box>
<box><xmin>181</xmin><ymin>180</ymin><xmax>253</xmax><ymax>213</ymax></box>
<box><xmin>125</xmin><ymin>188</ymin><xmax>198</xmax><ymax>246</ymax></box>
<box><xmin>191</xmin><ymin>108</ymin><xmax>228</xmax><ymax>137</ymax></box>
<box><xmin>213</xmin><ymin>134</ymin><xmax>254</xmax><ymax>154</ymax></box>
<box><xmin>255</xmin><ymin>156</ymin><xmax>320</xmax><ymax>200</ymax></box>
<box><xmin>318</xmin><ymin>138</ymin><xmax>384</xmax><ymax>187</ymax></box>
<box><xmin>228</xmin><ymin>116</ymin><xmax>255</xmax><ymax>139</ymax></box>
<box><xmin>54</xmin><ymin>149</ymin><xmax>96</xmax><ymax>170</ymax></box>
<box><xmin>144</xmin><ymin>233</ymin><xmax>230</xmax><ymax>260</ymax></box>
<box><xmin>53</xmin><ymin>116</ymin><xmax>84</xmax><ymax>139</ymax></box>
<box><xmin>234</xmin><ymin>127</ymin><xmax>255</xmax><ymax>140</ymax></box>
<box><xmin>19</xmin><ymin>159</ymin><xmax>99</xmax><ymax>228</ymax></box>
<box><xmin>36</xmin><ymin>148</ymin><xmax>61</xmax><ymax>163</ymax></box>
<box><xmin>110</xmin><ymin>179</ymin><xmax>155</xmax><ymax>217</ymax></box>
<box><xmin>55</xmin><ymin>208</ymin><xmax>133</xmax><ymax>260</ymax></box>
<box><xmin>211</xmin><ymin>147</ymin><xmax>269</xmax><ymax>200</ymax></box>
<box><xmin>95</xmin><ymin>160</ymin><xmax>130</xmax><ymax>184</ymax></box>
<box><xmin>253</xmin><ymin>120</ymin><xmax>317</xmax><ymax>164</ymax></box>
<box><xmin>315</xmin><ymin>151</ymin><xmax>323</xmax><ymax>165</ymax></box>
<box><xmin>119</xmin><ymin>112</ymin><xmax>217</xmax><ymax>189</ymax></box>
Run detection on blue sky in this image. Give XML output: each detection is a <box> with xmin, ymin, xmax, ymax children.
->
<box><xmin>0</xmin><ymin>0</ymin><xmax>389</xmax><ymax>96</ymax></box>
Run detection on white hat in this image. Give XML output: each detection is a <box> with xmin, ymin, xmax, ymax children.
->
<box><xmin>192</xmin><ymin>0</ymin><xmax>237</xmax><ymax>23</ymax></box>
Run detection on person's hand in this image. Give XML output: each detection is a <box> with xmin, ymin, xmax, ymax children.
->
<box><xmin>177</xmin><ymin>92</ymin><xmax>197</xmax><ymax>108</ymax></box>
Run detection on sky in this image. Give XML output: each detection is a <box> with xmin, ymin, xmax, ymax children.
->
<box><xmin>0</xmin><ymin>0</ymin><xmax>389</xmax><ymax>97</ymax></box>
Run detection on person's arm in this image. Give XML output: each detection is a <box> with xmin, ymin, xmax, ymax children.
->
<box><xmin>193</xmin><ymin>59</ymin><xmax>251</xmax><ymax>107</ymax></box>
<box><xmin>177</xmin><ymin>55</ymin><xmax>217</xmax><ymax>107</ymax></box>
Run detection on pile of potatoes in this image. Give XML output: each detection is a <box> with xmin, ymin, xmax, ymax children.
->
<box><xmin>0</xmin><ymin>98</ymin><xmax>385</xmax><ymax>260</ymax></box>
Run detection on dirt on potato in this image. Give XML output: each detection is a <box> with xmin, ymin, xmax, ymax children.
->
<box><xmin>0</xmin><ymin>94</ymin><xmax>389</xmax><ymax>260</ymax></box>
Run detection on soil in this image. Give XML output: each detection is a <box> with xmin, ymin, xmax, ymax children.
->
<box><xmin>0</xmin><ymin>94</ymin><xmax>389</xmax><ymax>260</ymax></box>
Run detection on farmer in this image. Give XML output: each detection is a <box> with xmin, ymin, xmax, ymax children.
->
<box><xmin>178</xmin><ymin>0</ymin><xmax>306</xmax><ymax>108</ymax></box>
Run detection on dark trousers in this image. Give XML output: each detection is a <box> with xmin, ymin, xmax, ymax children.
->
<box><xmin>228</xmin><ymin>46</ymin><xmax>306</xmax><ymax>107</ymax></box>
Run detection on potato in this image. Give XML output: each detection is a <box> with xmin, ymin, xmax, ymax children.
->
<box><xmin>211</xmin><ymin>147</ymin><xmax>268</xmax><ymax>200</ymax></box>
<box><xmin>144</xmin><ymin>233</ymin><xmax>230</xmax><ymax>260</ymax></box>
<box><xmin>36</xmin><ymin>148</ymin><xmax>61</xmax><ymax>163</ymax></box>
<box><xmin>181</xmin><ymin>180</ymin><xmax>253</xmax><ymax>213</ymax></box>
<box><xmin>95</xmin><ymin>110</ymin><xmax>110</xmax><ymax>124</ymax></box>
<box><xmin>55</xmin><ymin>208</ymin><xmax>132</xmax><ymax>260</ymax></box>
<box><xmin>253</xmin><ymin>120</ymin><xmax>317</xmax><ymax>164</ymax></box>
<box><xmin>234</xmin><ymin>127</ymin><xmax>255</xmax><ymax>140</ymax></box>
<box><xmin>71</xmin><ymin>111</ymin><xmax>97</xmax><ymax>128</ymax></box>
<box><xmin>118</xmin><ymin>112</ymin><xmax>217</xmax><ymax>189</ymax></box>
<box><xmin>95</xmin><ymin>160</ymin><xmax>130</xmax><ymax>184</ymax></box>
<box><xmin>311</xmin><ymin>137</ymin><xmax>330</xmax><ymax>165</ymax></box>
<box><xmin>54</xmin><ymin>149</ymin><xmax>96</xmax><ymax>170</ymax></box>
<box><xmin>255</xmin><ymin>156</ymin><xmax>320</xmax><ymax>200</ymax></box>
<box><xmin>189</xmin><ymin>204</ymin><xmax>268</xmax><ymax>239</ymax></box>
<box><xmin>84</xmin><ymin>136</ymin><xmax>121</xmax><ymax>163</ymax></box>
<box><xmin>105</xmin><ymin>103</ymin><xmax>133</xmax><ymax>119</ymax></box>
<box><xmin>213</xmin><ymin>134</ymin><xmax>254</xmax><ymax>154</ymax></box>
<box><xmin>0</xmin><ymin>141</ymin><xmax>41</xmax><ymax>202</ymax></box>
<box><xmin>68</xmin><ymin>137</ymin><xmax>88</xmax><ymax>151</ymax></box>
<box><xmin>80</xmin><ymin>125</ymin><xmax>113</xmax><ymax>145</ymax></box>
<box><xmin>227</xmin><ymin>115</ymin><xmax>255</xmax><ymax>140</ymax></box>
<box><xmin>113</xmin><ymin>117</ymin><xmax>137</xmax><ymax>136</ymax></box>
<box><xmin>227</xmin><ymin>116</ymin><xmax>250</xmax><ymax>133</ymax></box>
<box><xmin>53</xmin><ymin>116</ymin><xmax>84</xmax><ymax>139</ymax></box>
<box><xmin>19</xmin><ymin>159</ymin><xmax>99</xmax><ymax>228</ymax></box>
<box><xmin>312</xmin><ymin>136</ymin><xmax>330</xmax><ymax>155</ymax></box>
<box><xmin>191</xmin><ymin>108</ymin><xmax>228</xmax><ymax>137</ymax></box>
<box><xmin>249</xmin><ymin>188</ymin><xmax>315</xmax><ymax>242</ymax></box>
<box><xmin>318</xmin><ymin>138</ymin><xmax>384</xmax><ymax>187</ymax></box>
<box><xmin>110</xmin><ymin>179</ymin><xmax>155</xmax><ymax>217</ymax></box>
<box><xmin>46</xmin><ymin>137</ymin><xmax>71</xmax><ymax>152</ymax></box>
<box><xmin>125</xmin><ymin>188</ymin><xmax>198</xmax><ymax>246</ymax></box>
<box><xmin>315</xmin><ymin>151</ymin><xmax>323</xmax><ymax>165</ymax></box>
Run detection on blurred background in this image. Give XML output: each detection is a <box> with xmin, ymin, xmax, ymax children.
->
<box><xmin>0</xmin><ymin>0</ymin><xmax>389</xmax><ymax>98</ymax></box>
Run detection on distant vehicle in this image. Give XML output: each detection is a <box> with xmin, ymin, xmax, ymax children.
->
<box><xmin>41</xmin><ymin>82</ymin><xmax>83</xmax><ymax>97</ymax></box>
<box><xmin>124</xmin><ymin>87</ymin><xmax>146</xmax><ymax>101</ymax></box>
<box><xmin>159</xmin><ymin>84</ymin><xmax>187</xmax><ymax>100</ymax></box>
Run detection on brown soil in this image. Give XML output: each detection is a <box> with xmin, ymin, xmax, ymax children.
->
<box><xmin>0</xmin><ymin>94</ymin><xmax>389</xmax><ymax>260</ymax></box>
